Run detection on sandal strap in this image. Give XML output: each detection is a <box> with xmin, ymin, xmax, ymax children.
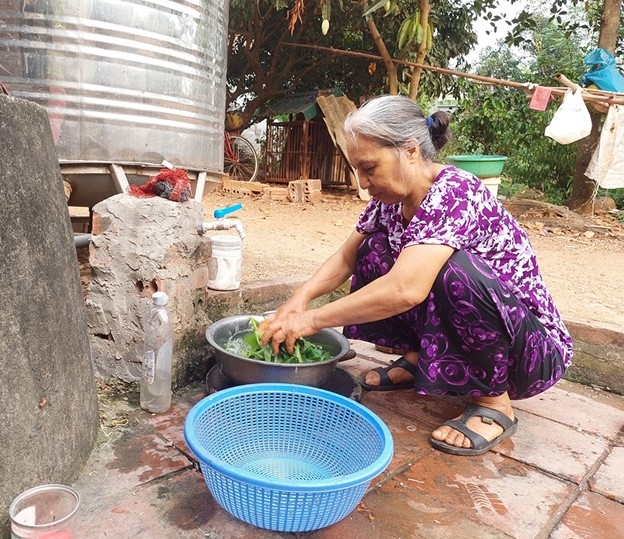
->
<box><xmin>370</xmin><ymin>366</ymin><xmax>394</xmax><ymax>387</ymax></box>
<box><xmin>441</xmin><ymin>404</ymin><xmax>517</xmax><ymax>451</ymax></box>
<box><xmin>364</xmin><ymin>356</ymin><xmax>419</xmax><ymax>390</ymax></box>
<box><xmin>443</xmin><ymin>418</ymin><xmax>489</xmax><ymax>449</ymax></box>
<box><xmin>461</xmin><ymin>404</ymin><xmax>517</xmax><ymax>431</ymax></box>
<box><xmin>389</xmin><ymin>356</ymin><xmax>420</xmax><ymax>378</ymax></box>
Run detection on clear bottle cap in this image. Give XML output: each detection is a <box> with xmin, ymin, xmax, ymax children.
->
<box><xmin>152</xmin><ymin>291</ymin><xmax>169</xmax><ymax>306</ymax></box>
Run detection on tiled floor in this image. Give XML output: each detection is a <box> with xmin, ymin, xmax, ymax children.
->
<box><xmin>75</xmin><ymin>341</ymin><xmax>624</xmax><ymax>539</ymax></box>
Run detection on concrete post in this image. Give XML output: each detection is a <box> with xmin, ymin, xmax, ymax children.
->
<box><xmin>87</xmin><ymin>194</ymin><xmax>213</xmax><ymax>386</ymax></box>
<box><xmin>0</xmin><ymin>95</ymin><xmax>99</xmax><ymax>537</ymax></box>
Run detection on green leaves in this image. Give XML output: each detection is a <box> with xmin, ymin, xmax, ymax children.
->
<box><xmin>363</xmin><ymin>0</ymin><xmax>391</xmax><ymax>17</ymax></box>
<box><xmin>231</xmin><ymin>318</ymin><xmax>332</xmax><ymax>364</ymax></box>
<box><xmin>397</xmin><ymin>11</ymin><xmax>430</xmax><ymax>51</ymax></box>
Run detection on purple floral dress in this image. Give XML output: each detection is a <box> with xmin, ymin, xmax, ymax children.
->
<box><xmin>343</xmin><ymin>166</ymin><xmax>573</xmax><ymax>400</ymax></box>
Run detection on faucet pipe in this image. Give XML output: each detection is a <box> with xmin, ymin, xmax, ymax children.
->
<box><xmin>74</xmin><ymin>234</ymin><xmax>92</xmax><ymax>248</ymax></box>
<box><xmin>198</xmin><ymin>219</ymin><xmax>246</xmax><ymax>240</ymax></box>
<box><xmin>198</xmin><ymin>203</ymin><xmax>246</xmax><ymax>239</ymax></box>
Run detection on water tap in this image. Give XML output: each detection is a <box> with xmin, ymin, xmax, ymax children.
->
<box><xmin>198</xmin><ymin>203</ymin><xmax>246</xmax><ymax>239</ymax></box>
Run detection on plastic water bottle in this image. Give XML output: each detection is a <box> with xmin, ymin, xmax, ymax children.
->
<box><xmin>140</xmin><ymin>292</ymin><xmax>173</xmax><ymax>413</ymax></box>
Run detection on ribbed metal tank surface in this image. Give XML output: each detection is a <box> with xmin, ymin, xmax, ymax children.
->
<box><xmin>0</xmin><ymin>0</ymin><xmax>227</xmax><ymax>172</ymax></box>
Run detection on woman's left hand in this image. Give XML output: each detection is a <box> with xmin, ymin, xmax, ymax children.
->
<box><xmin>258</xmin><ymin>310</ymin><xmax>319</xmax><ymax>354</ymax></box>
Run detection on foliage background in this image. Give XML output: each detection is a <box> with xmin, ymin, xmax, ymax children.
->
<box><xmin>228</xmin><ymin>1</ymin><xmax>623</xmax><ymax>208</ymax></box>
<box><xmin>443</xmin><ymin>15</ymin><xmax>589</xmax><ymax>205</ymax></box>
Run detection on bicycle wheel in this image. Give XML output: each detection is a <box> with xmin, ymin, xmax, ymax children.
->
<box><xmin>224</xmin><ymin>134</ymin><xmax>259</xmax><ymax>182</ymax></box>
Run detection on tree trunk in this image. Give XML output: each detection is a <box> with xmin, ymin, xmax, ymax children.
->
<box><xmin>408</xmin><ymin>0</ymin><xmax>431</xmax><ymax>99</ymax></box>
<box><xmin>567</xmin><ymin>0</ymin><xmax>622</xmax><ymax>214</ymax></box>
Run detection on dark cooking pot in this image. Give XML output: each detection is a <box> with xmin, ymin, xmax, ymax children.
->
<box><xmin>205</xmin><ymin>314</ymin><xmax>356</xmax><ymax>387</ymax></box>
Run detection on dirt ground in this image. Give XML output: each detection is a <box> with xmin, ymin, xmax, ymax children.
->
<box><xmin>201</xmin><ymin>188</ymin><xmax>624</xmax><ymax>330</ymax></box>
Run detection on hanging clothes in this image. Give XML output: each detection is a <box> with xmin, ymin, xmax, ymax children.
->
<box><xmin>585</xmin><ymin>105</ymin><xmax>624</xmax><ymax>189</ymax></box>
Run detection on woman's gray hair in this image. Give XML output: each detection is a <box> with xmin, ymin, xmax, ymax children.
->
<box><xmin>344</xmin><ymin>95</ymin><xmax>450</xmax><ymax>160</ymax></box>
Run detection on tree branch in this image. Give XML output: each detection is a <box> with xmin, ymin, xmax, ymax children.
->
<box><xmin>360</xmin><ymin>0</ymin><xmax>397</xmax><ymax>94</ymax></box>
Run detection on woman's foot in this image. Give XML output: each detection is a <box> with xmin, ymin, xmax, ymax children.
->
<box><xmin>362</xmin><ymin>351</ymin><xmax>420</xmax><ymax>390</ymax></box>
<box><xmin>431</xmin><ymin>394</ymin><xmax>516</xmax><ymax>454</ymax></box>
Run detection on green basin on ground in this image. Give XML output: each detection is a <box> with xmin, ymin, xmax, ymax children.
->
<box><xmin>446</xmin><ymin>155</ymin><xmax>508</xmax><ymax>179</ymax></box>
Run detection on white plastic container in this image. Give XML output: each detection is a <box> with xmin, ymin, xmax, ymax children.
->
<box><xmin>481</xmin><ymin>177</ymin><xmax>501</xmax><ymax>197</ymax></box>
<box><xmin>208</xmin><ymin>235</ymin><xmax>242</xmax><ymax>291</ymax></box>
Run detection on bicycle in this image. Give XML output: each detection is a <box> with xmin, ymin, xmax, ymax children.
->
<box><xmin>223</xmin><ymin>131</ymin><xmax>259</xmax><ymax>182</ymax></box>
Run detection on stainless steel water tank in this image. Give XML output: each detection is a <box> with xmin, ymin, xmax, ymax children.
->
<box><xmin>0</xmin><ymin>0</ymin><xmax>227</xmax><ymax>174</ymax></box>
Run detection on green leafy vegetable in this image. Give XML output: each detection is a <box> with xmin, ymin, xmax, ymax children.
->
<box><xmin>226</xmin><ymin>318</ymin><xmax>332</xmax><ymax>364</ymax></box>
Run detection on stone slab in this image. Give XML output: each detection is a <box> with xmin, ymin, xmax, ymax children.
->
<box><xmin>551</xmin><ymin>490</ymin><xmax>624</xmax><ymax>539</ymax></box>
<box><xmin>589</xmin><ymin>446</ymin><xmax>624</xmax><ymax>503</ymax></box>
<box><xmin>399</xmin><ymin>452</ymin><xmax>576</xmax><ymax>538</ymax></box>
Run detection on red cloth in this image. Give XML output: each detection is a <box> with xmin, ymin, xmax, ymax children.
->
<box><xmin>529</xmin><ymin>86</ymin><xmax>552</xmax><ymax>111</ymax></box>
<box><xmin>128</xmin><ymin>168</ymin><xmax>192</xmax><ymax>202</ymax></box>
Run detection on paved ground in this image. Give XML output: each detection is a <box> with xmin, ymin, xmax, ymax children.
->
<box><xmin>74</xmin><ymin>339</ymin><xmax>624</xmax><ymax>539</ymax></box>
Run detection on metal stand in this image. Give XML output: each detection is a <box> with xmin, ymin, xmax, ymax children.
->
<box><xmin>61</xmin><ymin>161</ymin><xmax>216</xmax><ymax>233</ymax></box>
<box><xmin>61</xmin><ymin>161</ymin><xmax>210</xmax><ymax>208</ymax></box>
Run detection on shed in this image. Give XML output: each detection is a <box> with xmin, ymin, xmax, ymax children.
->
<box><xmin>263</xmin><ymin>89</ymin><xmax>358</xmax><ymax>190</ymax></box>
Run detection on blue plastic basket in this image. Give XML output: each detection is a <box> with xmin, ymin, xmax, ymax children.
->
<box><xmin>184</xmin><ymin>383</ymin><xmax>394</xmax><ymax>532</ymax></box>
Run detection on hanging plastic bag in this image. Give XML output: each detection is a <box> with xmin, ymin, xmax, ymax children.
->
<box><xmin>580</xmin><ymin>48</ymin><xmax>624</xmax><ymax>93</ymax></box>
<box><xmin>544</xmin><ymin>88</ymin><xmax>592</xmax><ymax>144</ymax></box>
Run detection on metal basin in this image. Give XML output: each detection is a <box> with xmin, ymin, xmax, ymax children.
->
<box><xmin>205</xmin><ymin>315</ymin><xmax>355</xmax><ymax>387</ymax></box>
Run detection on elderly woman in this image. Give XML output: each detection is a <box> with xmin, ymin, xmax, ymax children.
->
<box><xmin>259</xmin><ymin>95</ymin><xmax>572</xmax><ymax>456</ymax></box>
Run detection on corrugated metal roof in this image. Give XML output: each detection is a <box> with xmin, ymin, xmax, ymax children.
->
<box><xmin>265</xmin><ymin>88</ymin><xmax>344</xmax><ymax>120</ymax></box>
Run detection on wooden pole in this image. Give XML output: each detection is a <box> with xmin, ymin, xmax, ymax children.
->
<box><xmin>286</xmin><ymin>43</ymin><xmax>624</xmax><ymax>106</ymax></box>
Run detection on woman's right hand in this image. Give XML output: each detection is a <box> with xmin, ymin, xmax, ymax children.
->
<box><xmin>267</xmin><ymin>292</ymin><xmax>308</xmax><ymax>320</ymax></box>
<box><xmin>257</xmin><ymin>307</ymin><xmax>319</xmax><ymax>355</ymax></box>
<box><xmin>258</xmin><ymin>292</ymin><xmax>307</xmax><ymax>337</ymax></box>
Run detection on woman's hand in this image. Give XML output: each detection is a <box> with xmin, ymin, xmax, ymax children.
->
<box><xmin>269</xmin><ymin>294</ymin><xmax>308</xmax><ymax>320</ymax></box>
<box><xmin>256</xmin><ymin>230</ymin><xmax>365</xmax><ymax>354</ymax></box>
<box><xmin>257</xmin><ymin>290</ymin><xmax>310</xmax><ymax>352</ymax></box>
<box><xmin>258</xmin><ymin>309</ymin><xmax>319</xmax><ymax>354</ymax></box>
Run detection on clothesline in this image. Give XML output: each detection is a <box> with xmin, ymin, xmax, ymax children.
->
<box><xmin>286</xmin><ymin>43</ymin><xmax>624</xmax><ymax>107</ymax></box>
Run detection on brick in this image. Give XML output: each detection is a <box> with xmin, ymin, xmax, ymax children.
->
<box><xmin>222</xmin><ymin>179</ymin><xmax>265</xmax><ymax>196</ymax></box>
<box><xmin>267</xmin><ymin>187</ymin><xmax>289</xmax><ymax>201</ymax></box>
<box><xmin>288</xmin><ymin>180</ymin><xmax>322</xmax><ymax>204</ymax></box>
<box><xmin>302</xmin><ymin>179</ymin><xmax>322</xmax><ymax>193</ymax></box>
